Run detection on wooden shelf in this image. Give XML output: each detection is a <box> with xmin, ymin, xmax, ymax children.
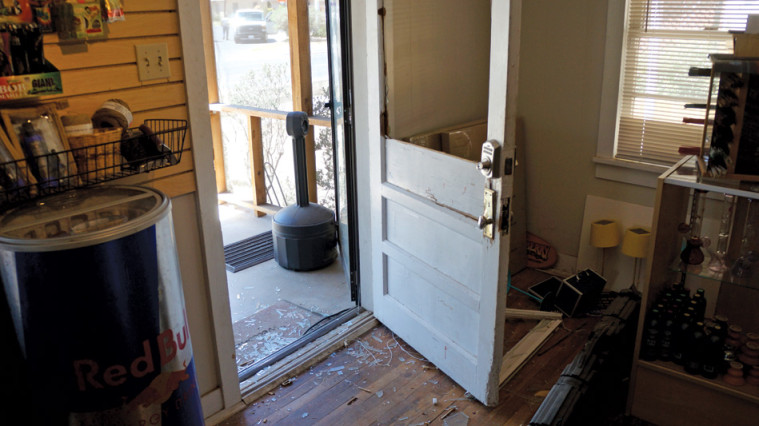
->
<box><xmin>628</xmin><ymin>155</ymin><xmax>759</xmax><ymax>425</ymax></box>
<box><xmin>638</xmin><ymin>360</ymin><xmax>759</xmax><ymax>404</ymax></box>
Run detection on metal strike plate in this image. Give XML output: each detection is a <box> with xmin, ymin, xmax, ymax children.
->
<box><xmin>479</xmin><ymin>188</ymin><xmax>496</xmax><ymax>239</ymax></box>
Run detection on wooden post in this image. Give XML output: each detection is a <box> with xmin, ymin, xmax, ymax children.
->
<box><xmin>211</xmin><ymin>114</ymin><xmax>226</xmax><ymax>193</ymax></box>
<box><xmin>248</xmin><ymin>116</ymin><xmax>267</xmax><ymax>217</ymax></box>
<box><xmin>198</xmin><ymin>0</ymin><xmax>227</xmax><ymax>193</ymax></box>
<box><xmin>287</xmin><ymin>0</ymin><xmax>317</xmax><ymax>202</ymax></box>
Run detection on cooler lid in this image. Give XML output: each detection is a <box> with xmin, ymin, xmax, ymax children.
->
<box><xmin>0</xmin><ymin>185</ymin><xmax>168</xmax><ymax>251</ymax></box>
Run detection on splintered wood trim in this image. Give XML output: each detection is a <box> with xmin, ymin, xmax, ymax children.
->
<box><xmin>238</xmin><ymin>312</ymin><xmax>378</xmax><ymax>405</ymax></box>
<box><xmin>504</xmin><ymin>308</ymin><xmax>563</xmax><ymax>321</ymax></box>
<box><xmin>499</xmin><ymin>319</ymin><xmax>562</xmax><ymax>386</ymax></box>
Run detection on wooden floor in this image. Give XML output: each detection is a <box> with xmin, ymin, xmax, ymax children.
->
<box><xmin>219</xmin><ymin>269</ymin><xmax>598</xmax><ymax>425</ymax></box>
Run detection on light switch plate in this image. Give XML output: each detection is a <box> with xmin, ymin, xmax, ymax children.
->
<box><xmin>135</xmin><ymin>43</ymin><xmax>170</xmax><ymax>81</ymax></box>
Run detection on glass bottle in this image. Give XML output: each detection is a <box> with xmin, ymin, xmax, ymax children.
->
<box><xmin>708</xmin><ymin>193</ymin><xmax>736</xmax><ymax>272</ymax></box>
<box><xmin>732</xmin><ymin>198</ymin><xmax>758</xmax><ymax>278</ymax></box>
<box><xmin>672</xmin><ymin>312</ymin><xmax>693</xmax><ymax>366</ymax></box>
<box><xmin>692</xmin><ymin>288</ymin><xmax>707</xmax><ymax>322</ymax></box>
<box><xmin>681</xmin><ymin>189</ymin><xmax>708</xmax><ymax>265</ymax></box>
<box><xmin>685</xmin><ymin>321</ymin><xmax>706</xmax><ymax>375</ymax></box>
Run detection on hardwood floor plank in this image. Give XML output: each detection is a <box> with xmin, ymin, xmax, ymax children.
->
<box><xmin>218</xmin><ymin>269</ymin><xmax>602</xmax><ymax>425</ymax></box>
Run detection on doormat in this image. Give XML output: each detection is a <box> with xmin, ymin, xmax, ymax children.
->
<box><xmin>224</xmin><ymin>231</ymin><xmax>274</xmax><ymax>272</ymax></box>
<box><xmin>233</xmin><ymin>300</ymin><xmax>324</xmax><ymax>371</ymax></box>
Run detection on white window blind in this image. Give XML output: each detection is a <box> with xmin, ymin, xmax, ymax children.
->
<box><xmin>617</xmin><ymin>0</ymin><xmax>759</xmax><ymax>165</ymax></box>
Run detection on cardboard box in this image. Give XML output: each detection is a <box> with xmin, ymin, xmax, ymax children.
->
<box><xmin>0</xmin><ymin>62</ymin><xmax>62</xmax><ymax>101</ymax></box>
<box><xmin>733</xmin><ymin>33</ymin><xmax>759</xmax><ymax>56</ymax></box>
<box><xmin>405</xmin><ymin>120</ymin><xmax>487</xmax><ymax>161</ymax></box>
<box><xmin>408</xmin><ymin>132</ymin><xmax>442</xmax><ymax>151</ymax></box>
<box><xmin>440</xmin><ymin>120</ymin><xmax>487</xmax><ymax>161</ymax></box>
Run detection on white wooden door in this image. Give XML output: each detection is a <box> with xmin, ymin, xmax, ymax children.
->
<box><xmin>371</xmin><ymin>0</ymin><xmax>520</xmax><ymax>406</ymax></box>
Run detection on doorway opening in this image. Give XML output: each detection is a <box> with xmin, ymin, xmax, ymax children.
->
<box><xmin>205</xmin><ymin>0</ymin><xmax>358</xmax><ymax>382</ymax></box>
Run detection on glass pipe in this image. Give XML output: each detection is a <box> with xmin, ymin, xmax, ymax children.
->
<box><xmin>732</xmin><ymin>198</ymin><xmax>758</xmax><ymax>278</ymax></box>
<box><xmin>681</xmin><ymin>189</ymin><xmax>708</xmax><ymax>265</ymax></box>
<box><xmin>708</xmin><ymin>193</ymin><xmax>736</xmax><ymax>272</ymax></box>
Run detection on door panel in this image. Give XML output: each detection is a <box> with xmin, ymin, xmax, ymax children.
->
<box><xmin>384</xmin><ymin>195</ymin><xmax>483</xmax><ymax>293</ymax></box>
<box><xmin>384</xmin><ymin>138</ymin><xmax>485</xmax><ymax>218</ymax></box>
<box><xmin>371</xmin><ymin>0</ymin><xmax>518</xmax><ymax>406</ymax></box>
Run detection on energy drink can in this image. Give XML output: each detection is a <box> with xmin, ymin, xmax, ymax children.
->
<box><xmin>0</xmin><ymin>185</ymin><xmax>203</xmax><ymax>425</ymax></box>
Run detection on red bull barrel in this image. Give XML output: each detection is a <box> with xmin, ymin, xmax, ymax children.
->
<box><xmin>0</xmin><ymin>186</ymin><xmax>203</xmax><ymax>425</ymax></box>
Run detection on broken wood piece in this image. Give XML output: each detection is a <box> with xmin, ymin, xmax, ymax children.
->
<box><xmin>441</xmin><ymin>406</ymin><xmax>457</xmax><ymax>419</ymax></box>
<box><xmin>504</xmin><ymin>308</ymin><xmax>562</xmax><ymax>321</ymax></box>
<box><xmin>358</xmin><ymin>386</ymin><xmax>373</xmax><ymax>393</ymax></box>
<box><xmin>499</xmin><ymin>318</ymin><xmax>562</xmax><ymax>386</ymax></box>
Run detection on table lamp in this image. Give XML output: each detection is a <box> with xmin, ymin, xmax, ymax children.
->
<box><xmin>622</xmin><ymin>227</ymin><xmax>651</xmax><ymax>292</ymax></box>
<box><xmin>590</xmin><ymin>219</ymin><xmax>620</xmax><ymax>276</ymax></box>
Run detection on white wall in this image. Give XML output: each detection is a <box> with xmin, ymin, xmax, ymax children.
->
<box><xmin>517</xmin><ymin>0</ymin><xmax>656</xmax><ymax>260</ymax></box>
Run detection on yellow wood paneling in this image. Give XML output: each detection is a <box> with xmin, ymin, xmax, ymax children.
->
<box><xmin>56</xmin><ymin>59</ymin><xmax>184</xmax><ymax>97</ymax></box>
<box><xmin>146</xmin><ymin>171</ymin><xmax>197</xmax><ymax>198</ymax></box>
<box><xmin>46</xmin><ymin>12</ymin><xmax>179</xmax><ymax>43</ymax></box>
<box><xmin>132</xmin><ymin>106</ymin><xmax>189</xmax><ymax>123</ymax></box>
<box><xmin>128</xmin><ymin>0</ymin><xmax>178</xmax><ymax>12</ymax></box>
<box><xmin>45</xmin><ymin>36</ymin><xmax>182</xmax><ymax>70</ymax></box>
<box><xmin>52</xmin><ymin>83</ymin><xmax>187</xmax><ymax>115</ymax></box>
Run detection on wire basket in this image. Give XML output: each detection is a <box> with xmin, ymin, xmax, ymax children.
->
<box><xmin>0</xmin><ymin>119</ymin><xmax>187</xmax><ymax>209</ymax></box>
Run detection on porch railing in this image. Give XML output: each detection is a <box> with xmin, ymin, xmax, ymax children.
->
<box><xmin>209</xmin><ymin>103</ymin><xmax>331</xmax><ymax>217</ymax></box>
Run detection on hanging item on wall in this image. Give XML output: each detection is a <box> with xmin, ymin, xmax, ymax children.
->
<box><xmin>29</xmin><ymin>0</ymin><xmax>54</xmax><ymax>33</ymax></box>
<box><xmin>0</xmin><ymin>22</ymin><xmax>62</xmax><ymax>99</ymax></box>
<box><xmin>0</xmin><ymin>0</ymin><xmax>33</xmax><ymax>24</ymax></box>
<box><xmin>102</xmin><ymin>0</ymin><xmax>124</xmax><ymax>23</ymax></box>
<box><xmin>54</xmin><ymin>0</ymin><xmax>106</xmax><ymax>40</ymax></box>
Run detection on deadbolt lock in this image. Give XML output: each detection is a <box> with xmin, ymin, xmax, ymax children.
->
<box><xmin>478</xmin><ymin>140</ymin><xmax>501</xmax><ymax>178</ymax></box>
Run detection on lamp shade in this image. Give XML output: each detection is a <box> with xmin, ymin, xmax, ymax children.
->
<box><xmin>590</xmin><ymin>219</ymin><xmax>620</xmax><ymax>248</ymax></box>
<box><xmin>621</xmin><ymin>227</ymin><xmax>651</xmax><ymax>258</ymax></box>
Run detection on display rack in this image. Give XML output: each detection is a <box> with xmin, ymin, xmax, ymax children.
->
<box><xmin>0</xmin><ymin>119</ymin><xmax>187</xmax><ymax>210</ymax></box>
<box><xmin>627</xmin><ymin>155</ymin><xmax>759</xmax><ymax>426</ymax></box>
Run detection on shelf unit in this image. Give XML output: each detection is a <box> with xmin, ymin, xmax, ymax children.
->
<box><xmin>0</xmin><ymin>119</ymin><xmax>187</xmax><ymax>210</ymax></box>
<box><xmin>627</xmin><ymin>155</ymin><xmax>759</xmax><ymax>426</ymax></box>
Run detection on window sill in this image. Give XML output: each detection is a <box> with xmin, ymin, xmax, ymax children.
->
<box><xmin>593</xmin><ymin>156</ymin><xmax>670</xmax><ymax>189</ymax></box>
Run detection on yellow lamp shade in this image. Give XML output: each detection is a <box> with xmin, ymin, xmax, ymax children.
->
<box><xmin>621</xmin><ymin>227</ymin><xmax>651</xmax><ymax>258</ymax></box>
<box><xmin>590</xmin><ymin>219</ymin><xmax>620</xmax><ymax>248</ymax></box>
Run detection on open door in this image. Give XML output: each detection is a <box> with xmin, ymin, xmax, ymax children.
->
<box><xmin>370</xmin><ymin>0</ymin><xmax>520</xmax><ymax>406</ymax></box>
<box><xmin>325</xmin><ymin>0</ymin><xmax>360</xmax><ymax>302</ymax></box>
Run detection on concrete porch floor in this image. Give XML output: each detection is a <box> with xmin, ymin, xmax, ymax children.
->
<box><xmin>218</xmin><ymin>202</ymin><xmax>355</xmax><ymax>371</ymax></box>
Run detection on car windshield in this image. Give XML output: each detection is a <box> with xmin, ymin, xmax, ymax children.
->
<box><xmin>237</xmin><ymin>11</ymin><xmax>263</xmax><ymax>20</ymax></box>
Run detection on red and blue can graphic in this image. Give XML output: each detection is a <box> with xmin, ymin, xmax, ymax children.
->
<box><xmin>0</xmin><ymin>186</ymin><xmax>203</xmax><ymax>425</ymax></box>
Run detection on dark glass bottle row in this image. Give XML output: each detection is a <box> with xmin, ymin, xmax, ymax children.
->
<box><xmin>641</xmin><ymin>275</ymin><xmax>759</xmax><ymax>384</ymax></box>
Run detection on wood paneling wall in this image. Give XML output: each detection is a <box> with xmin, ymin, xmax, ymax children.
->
<box><xmin>36</xmin><ymin>0</ymin><xmax>220</xmax><ymax>398</ymax></box>
<box><xmin>42</xmin><ymin>0</ymin><xmax>194</xmax><ymax>198</ymax></box>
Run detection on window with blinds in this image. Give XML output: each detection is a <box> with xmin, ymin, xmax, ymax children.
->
<box><xmin>617</xmin><ymin>0</ymin><xmax>759</xmax><ymax>165</ymax></box>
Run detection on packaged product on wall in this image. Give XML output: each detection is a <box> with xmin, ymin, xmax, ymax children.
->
<box><xmin>0</xmin><ymin>30</ymin><xmax>12</xmax><ymax>76</ymax></box>
<box><xmin>103</xmin><ymin>0</ymin><xmax>124</xmax><ymax>23</ymax></box>
<box><xmin>55</xmin><ymin>0</ymin><xmax>105</xmax><ymax>40</ymax></box>
<box><xmin>2</xmin><ymin>23</ymin><xmax>43</xmax><ymax>75</ymax></box>
<box><xmin>71</xmin><ymin>0</ymin><xmax>104</xmax><ymax>39</ymax></box>
<box><xmin>29</xmin><ymin>0</ymin><xmax>54</xmax><ymax>32</ymax></box>
<box><xmin>0</xmin><ymin>0</ymin><xmax>33</xmax><ymax>24</ymax></box>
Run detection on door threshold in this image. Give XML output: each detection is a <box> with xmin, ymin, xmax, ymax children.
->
<box><xmin>205</xmin><ymin>310</ymin><xmax>378</xmax><ymax>425</ymax></box>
